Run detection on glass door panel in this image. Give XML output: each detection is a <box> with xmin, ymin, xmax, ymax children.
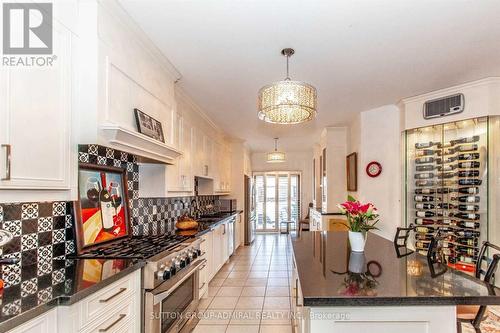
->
<box><xmin>255</xmin><ymin>175</ymin><xmax>265</xmax><ymax>230</ymax></box>
<box><xmin>266</xmin><ymin>175</ymin><xmax>277</xmax><ymax>230</ymax></box>
<box><xmin>278</xmin><ymin>175</ymin><xmax>289</xmax><ymax>225</ymax></box>
<box><xmin>290</xmin><ymin>175</ymin><xmax>300</xmax><ymax>230</ymax></box>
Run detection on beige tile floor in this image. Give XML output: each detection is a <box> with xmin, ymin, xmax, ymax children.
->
<box><xmin>193</xmin><ymin>234</ymin><xmax>293</xmax><ymax>333</ymax></box>
<box><xmin>193</xmin><ymin>233</ymin><xmax>500</xmax><ymax>333</ymax></box>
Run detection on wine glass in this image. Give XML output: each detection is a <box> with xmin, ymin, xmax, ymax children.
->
<box><xmin>86</xmin><ymin>177</ymin><xmax>101</xmax><ymax>203</ymax></box>
<box><xmin>109</xmin><ymin>182</ymin><xmax>122</xmax><ymax>226</ymax></box>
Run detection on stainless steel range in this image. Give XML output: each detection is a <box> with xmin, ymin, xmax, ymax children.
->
<box><xmin>72</xmin><ymin>234</ymin><xmax>205</xmax><ymax>333</ymax></box>
<box><xmin>143</xmin><ymin>237</ymin><xmax>205</xmax><ymax>333</ymax></box>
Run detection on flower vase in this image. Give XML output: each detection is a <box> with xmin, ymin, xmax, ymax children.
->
<box><xmin>348</xmin><ymin>231</ymin><xmax>367</xmax><ymax>252</ymax></box>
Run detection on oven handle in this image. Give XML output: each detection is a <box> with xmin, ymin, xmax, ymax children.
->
<box><xmin>151</xmin><ymin>258</ymin><xmax>206</xmax><ymax>305</ymax></box>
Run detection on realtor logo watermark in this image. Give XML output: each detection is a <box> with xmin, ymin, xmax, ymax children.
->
<box><xmin>2</xmin><ymin>2</ymin><xmax>56</xmax><ymax>66</ymax></box>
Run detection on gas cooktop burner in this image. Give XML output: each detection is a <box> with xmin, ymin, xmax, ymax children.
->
<box><xmin>73</xmin><ymin>234</ymin><xmax>190</xmax><ymax>260</ymax></box>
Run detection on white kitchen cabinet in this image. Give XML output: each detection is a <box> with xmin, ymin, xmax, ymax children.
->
<box><xmin>200</xmin><ymin>231</ymin><xmax>213</xmax><ymax>290</ymax></box>
<box><xmin>0</xmin><ymin>12</ymin><xmax>75</xmax><ymax>202</ymax></box>
<box><xmin>235</xmin><ymin>213</ymin><xmax>243</xmax><ymax>250</ymax></box>
<box><xmin>167</xmin><ymin>114</ymin><xmax>193</xmax><ymax>194</ymax></box>
<box><xmin>211</xmin><ymin>224</ymin><xmax>223</xmax><ymax>275</ymax></box>
<box><xmin>203</xmin><ymin>135</ymin><xmax>213</xmax><ymax>178</ymax></box>
<box><xmin>7</xmin><ymin>308</ymin><xmax>58</xmax><ymax>333</ymax></box>
<box><xmin>57</xmin><ymin>269</ymin><xmax>141</xmax><ymax>333</ymax></box>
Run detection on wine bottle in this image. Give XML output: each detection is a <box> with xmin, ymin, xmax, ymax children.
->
<box><xmin>415</xmin><ymin>180</ymin><xmax>436</xmax><ymax>187</ymax></box>
<box><xmin>415</xmin><ymin>218</ymin><xmax>435</xmax><ymax>225</ymax></box>
<box><xmin>437</xmin><ymin>210</ymin><xmax>454</xmax><ymax>217</ymax></box>
<box><xmin>436</xmin><ymin>156</ymin><xmax>458</xmax><ymax>164</ymax></box>
<box><xmin>415</xmin><ymin>172</ymin><xmax>435</xmax><ymax>179</ymax></box>
<box><xmin>415</xmin><ymin>142</ymin><xmax>437</xmax><ymax>149</ymax></box>
<box><xmin>414</xmin><ymin>195</ymin><xmax>435</xmax><ymax>202</ymax></box>
<box><xmin>456</xmin><ymin>247</ymin><xmax>479</xmax><ymax>256</ymax></box>
<box><xmin>437</xmin><ymin>164</ymin><xmax>456</xmax><ymax>172</ymax></box>
<box><xmin>100</xmin><ymin>188</ymin><xmax>115</xmax><ymax>231</ymax></box>
<box><xmin>451</xmin><ymin>196</ymin><xmax>480</xmax><ymax>203</ymax></box>
<box><xmin>451</xmin><ymin>135</ymin><xmax>480</xmax><ymax>145</ymax></box>
<box><xmin>458</xmin><ymin>255</ymin><xmax>478</xmax><ymax>264</ymax></box>
<box><xmin>416</xmin><ymin>234</ymin><xmax>433</xmax><ymax>241</ymax></box>
<box><xmin>456</xmin><ymin>238</ymin><xmax>479</xmax><ymax>247</ymax></box>
<box><xmin>416</xmin><ymin>149</ymin><xmax>437</xmax><ymax>157</ymax></box>
<box><xmin>458</xmin><ymin>187</ymin><xmax>479</xmax><ymax>194</ymax></box>
<box><xmin>416</xmin><ymin>211</ymin><xmax>435</xmax><ymax>218</ymax></box>
<box><xmin>437</xmin><ymin>148</ymin><xmax>456</xmax><ymax>156</ymax></box>
<box><xmin>458</xmin><ymin>170</ymin><xmax>479</xmax><ymax>178</ymax></box>
<box><xmin>457</xmin><ymin>161</ymin><xmax>480</xmax><ymax>169</ymax></box>
<box><xmin>415</xmin><ymin>156</ymin><xmax>436</xmax><ymax>164</ymax></box>
<box><xmin>454</xmin><ymin>144</ymin><xmax>478</xmax><ymax>152</ymax></box>
<box><xmin>454</xmin><ymin>221</ymin><xmax>480</xmax><ymax>229</ymax></box>
<box><xmin>458</xmin><ymin>153</ymin><xmax>480</xmax><ymax>160</ymax></box>
<box><xmin>437</xmin><ymin>219</ymin><xmax>453</xmax><ymax>225</ymax></box>
<box><xmin>454</xmin><ymin>212</ymin><xmax>480</xmax><ymax>220</ymax></box>
<box><xmin>458</xmin><ymin>179</ymin><xmax>482</xmax><ymax>186</ymax></box>
<box><xmin>416</xmin><ymin>165</ymin><xmax>436</xmax><ymax>172</ymax></box>
<box><xmin>415</xmin><ymin>203</ymin><xmax>434</xmax><ymax>210</ymax></box>
<box><xmin>416</xmin><ymin>226</ymin><xmax>435</xmax><ymax>233</ymax></box>
<box><xmin>457</xmin><ymin>204</ymin><xmax>479</xmax><ymax>212</ymax></box>
<box><xmin>437</xmin><ymin>172</ymin><xmax>456</xmax><ymax>179</ymax></box>
<box><xmin>415</xmin><ymin>188</ymin><xmax>436</xmax><ymax>194</ymax></box>
<box><xmin>415</xmin><ymin>241</ymin><xmax>430</xmax><ymax>248</ymax></box>
<box><xmin>455</xmin><ymin>230</ymin><xmax>480</xmax><ymax>237</ymax></box>
<box><xmin>437</xmin><ymin>203</ymin><xmax>456</xmax><ymax>210</ymax></box>
<box><xmin>436</xmin><ymin>188</ymin><xmax>452</xmax><ymax>194</ymax></box>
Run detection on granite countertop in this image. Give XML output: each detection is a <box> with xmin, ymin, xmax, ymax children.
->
<box><xmin>175</xmin><ymin>210</ymin><xmax>243</xmax><ymax>237</ymax></box>
<box><xmin>0</xmin><ymin>258</ymin><xmax>144</xmax><ymax>332</ymax></box>
<box><xmin>310</xmin><ymin>206</ymin><xmax>343</xmax><ymax>216</ymax></box>
<box><xmin>291</xmin><ymin>231</ymin><xmax>500</xmax><ymax>307</ymax></box>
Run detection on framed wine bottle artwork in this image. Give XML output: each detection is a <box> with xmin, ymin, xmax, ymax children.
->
<box><xmin>75</xmin><ymin>163</ymin><xmax>131</xmax><ymax>254</ymax></box>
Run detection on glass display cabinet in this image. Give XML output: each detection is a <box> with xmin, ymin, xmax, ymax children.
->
<box><xmin>405</xmin><ymin>117</ymin><xmax>489</xmax><ymax>273</ymax></box>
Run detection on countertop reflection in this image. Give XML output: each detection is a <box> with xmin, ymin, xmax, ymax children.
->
<box><xmin>291</xmin><ymin>231</ymin><xmax>500</xmax><ymax>306</ymax></box>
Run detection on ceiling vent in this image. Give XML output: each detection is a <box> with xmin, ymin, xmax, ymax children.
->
<box><xmin>423</xmin><ymin>93</ymin><xmax>464</xmax><ymax>119</ymax></box>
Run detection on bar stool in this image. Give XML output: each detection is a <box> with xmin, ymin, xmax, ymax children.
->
<box><xmin>456</xmin><ymin>241</ymin><xmax>500</xmax><ymax>333</ymax></box>
<box><xmin>280</xmin><ymin>220</ymin><xmax>292</xmax><ymax>234</ymax></box>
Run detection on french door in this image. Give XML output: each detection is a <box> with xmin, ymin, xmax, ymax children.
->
<box><xmin>254</xmin><ymin>172</ymin><xmax>301</xmax><ymax>232</ymax></box>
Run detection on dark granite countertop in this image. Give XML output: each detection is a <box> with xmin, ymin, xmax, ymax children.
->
<box><xmin>0</xmin><ymin>258</ymin><xmax>144</xmax><ymax>332</ymax></box>
<box><xmin>175</xmin><ymin>210</ymin><xmax>243</xmax><ymax>238</ymax></box>
<box><xmin>291</xmin><ymin>231</ymin><xmax>500</xmax><ymax>307</ymax></box>
<box><xmin>310</xmin><ymin>207</ymin><xmax>343</xmax><ymax>216</ymax></box>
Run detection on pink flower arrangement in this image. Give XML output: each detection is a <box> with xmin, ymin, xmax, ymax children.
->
<box><xmin>338</xmin><ymin>195</ymin><xmax>379</xmax><ymax>233</ymax></box>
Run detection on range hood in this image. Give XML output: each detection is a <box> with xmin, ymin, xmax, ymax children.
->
<box><xmin>100</xmin><ymin>123</ymin><xmax>182</xmax><ymax>164</ymax></box>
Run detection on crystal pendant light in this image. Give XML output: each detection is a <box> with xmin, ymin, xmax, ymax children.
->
<box><xmin>267</xmin><ymin>138</ymin><xmax>286</xmax><ymax>163</ymax></box>
<box><xmin>258</xmin><ymin>48</ymin><xmax>317</xmax><ymax>124</ymax></box>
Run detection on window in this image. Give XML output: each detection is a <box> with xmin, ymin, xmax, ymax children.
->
<box><xmin>254</xmin><ymin>172</ymin><xmax>301</xmax><ymax>231</ymax></box>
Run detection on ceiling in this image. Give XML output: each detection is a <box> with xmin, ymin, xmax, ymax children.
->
<box><xmin>118</xmin><ymin>0</ymin><xmax>500</xmax><ymax>152</ymax></box>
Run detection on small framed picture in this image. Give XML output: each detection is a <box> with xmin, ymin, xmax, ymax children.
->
<box><xmin>346</xmin><ymin>152</ymin><xmax>357</xmax><ymax>191</ymax></box>
<box><xmin>134</xmin><ymin>108</ymin><xmax>165</xmax><ymax>143</ymax></box>
<box><xmin>75</xmin><ymin>164</ymin><xmax>131</xmax><ymax>253</ymax></box>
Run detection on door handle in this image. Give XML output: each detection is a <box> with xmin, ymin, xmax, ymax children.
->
<box><xmin>1</xmin><ymin>144</ymin><xmax>11</xmax><ymax>181</ymax></box>
<box><xmin>98</xmin><ymin>314</ymin><xmax>126</xmax><ymax>332</ymax></box>
<box><xmin>99</xmin><ymin>288</ymin><xmax>127</xmax><ymax>303</ymax></box>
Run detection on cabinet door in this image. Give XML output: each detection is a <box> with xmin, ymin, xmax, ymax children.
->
<box><xmin>0</xmin><ymin>19</ymin><xmax>72</xmax><ymax>191</ymax></box>
<box><xmin>193</xmin><ymin>129</ymin><xmax>205</xmax><ymax>177</ymax></box>
<box><xmin>8</xmin><ymin>308</ymin><xmax>58</xmax><ymax>333</ymax></box>
<box><xmin>180</xmin><ymin>120</ymin><xmax>193</xmax><ymax>190</ymax></box>
<box><xmin>222</xmin><ymin>222</ymin><xmax>229</xmax><ymax>263</ymax></box>
<box><xmin>203</xmin><ymin>135</ymin><xmax>212</xmax><ymax>177</ymax></box>
<box><xmin>211</xmin><ymin>225</ymin><xmax>222</xmax><ymax>275</ymax></box>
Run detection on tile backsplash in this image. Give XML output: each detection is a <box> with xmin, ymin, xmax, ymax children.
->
<box><xmin>0</xmin><ymin>144</ymin><xmax>221</xmax><ymax>289</ymax></box>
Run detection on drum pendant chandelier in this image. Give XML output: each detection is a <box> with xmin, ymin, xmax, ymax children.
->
<box><xmin>258</xmin><ymin>48</ymin><xmax>317</xmax><ymax>124</ymax></box>
<box><xmin>267</xmin><ymin>138</ymin><xmax>286</xmax><ymax>163</ymax></box>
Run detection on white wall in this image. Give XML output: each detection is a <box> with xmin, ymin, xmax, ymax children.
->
<box><xmin>348</xmin><ymin>105</ymin><xmax>402</xmax><ymax>240</ymax></box>
<box><xmin>251</xmin><ymin>151</ymin><xmax>312</xmax><ymax>219</ymax></box>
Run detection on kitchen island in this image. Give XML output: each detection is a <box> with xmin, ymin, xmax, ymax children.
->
<box><xmin>290</xmin><ymin>231</ymin><xmax>500</xmax><ymax>333</ymax></box>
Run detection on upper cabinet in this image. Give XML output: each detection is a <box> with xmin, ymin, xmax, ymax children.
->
<box><xmin>167</xmin><ymin>115</ymin><xmax>193</xmax><ymax>193</ymax></box>
<box><xmin>0</xmin><ymin>3</ymin><xmax>77</xmax><ymax>202</ymax></box>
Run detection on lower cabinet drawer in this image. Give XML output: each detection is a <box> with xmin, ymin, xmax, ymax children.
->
<box><xmin>79</xmin><ymin>270</ymin><xmax>140</xmax><ymax>327</ymax></box>
<box><xmin>198</xmin><ymin>262</ymin><xmax>208</xmax><ymax>298</ymax></box>
<box><xmin>79</xmin><ymin>300</ymin><xmax>137</xmax><ymax>333</ymax></box>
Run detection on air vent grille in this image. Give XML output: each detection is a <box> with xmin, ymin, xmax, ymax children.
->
<box><xmin>423</xmin><ymin>93</ymin><xmax>464</xmax><ymax>119</ymax></box>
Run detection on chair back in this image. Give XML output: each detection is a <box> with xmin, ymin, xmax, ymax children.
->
<box><xmin>475</xmin><ymin>241</ymin><xmax>500</xmax><ymax>283</ymax></box>
<box><xmin>471</xmin><ymin>241</ymin><xmax>500</xmax><ymax>328</ymax></box>
<box><xmin>393</xmin><ymin>224</ymin><xmax>415</xmax><ymax>258</ymax></box>
<box><xmin>304</xmin><ymin>203</ymin><xmax>313</xmax><ymax>220</ymax></box>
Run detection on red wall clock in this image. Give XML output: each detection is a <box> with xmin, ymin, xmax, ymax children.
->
<box><xmin>366</xmin><ymin>161</ymin><xmax>382</xmax><ymax>177</ymax></box>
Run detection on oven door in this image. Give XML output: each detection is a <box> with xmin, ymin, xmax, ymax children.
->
<box><xmin>145</xmin><ymin>259</ymin><xmax>205</xmax><ymax>333</ymax></box>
